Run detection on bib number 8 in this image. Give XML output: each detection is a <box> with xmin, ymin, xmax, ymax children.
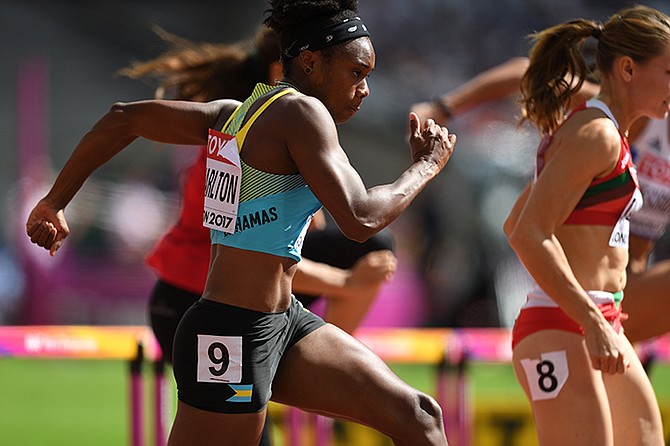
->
<box><xmin>520</xmin><ymin>350</ymin><xmax>568</xmax><ymax>401</ymax></box>
<box><xmin>536</xmin><ymin>359</ymin><xmax>559</xmax><ymax>392</ymax></box>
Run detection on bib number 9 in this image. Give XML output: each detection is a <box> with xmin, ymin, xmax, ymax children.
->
<box><xmin>207</xmin><ymin>342</ymin><xmax>230</xmax><ymax>376</ymax></box>
<box><xmin>197</xmin><ymin>335</ymin><xmax>243</xmax><ymax>383</ymax></box>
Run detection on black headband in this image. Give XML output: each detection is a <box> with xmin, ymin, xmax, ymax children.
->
<box><xmin>282</xmin><ymin>16</ymin><xmax>370</xmax><ymax>59</ymax></box>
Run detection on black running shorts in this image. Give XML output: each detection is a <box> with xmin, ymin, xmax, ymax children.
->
<box><xmin>172</xmin><ymin>296</ymin><xmax>325</xmax><ymax>413</ymax></box>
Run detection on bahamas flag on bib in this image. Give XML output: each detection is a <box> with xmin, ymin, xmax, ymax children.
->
<box><xmin>226</xmin><ymin>384</ymin><xmax>253</xmax><ymax>403</ymax></box>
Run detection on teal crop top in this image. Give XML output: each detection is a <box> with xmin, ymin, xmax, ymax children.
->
<box><xmin>209</xmin><ymin>83</ymin><xmax>322</xmax><ymax>261</ymax></box>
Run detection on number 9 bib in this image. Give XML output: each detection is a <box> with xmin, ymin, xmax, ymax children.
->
<box><xmin>197</xmin><ymin>335</ymin><xmax>243</xmax><ymax>383</ymax></box>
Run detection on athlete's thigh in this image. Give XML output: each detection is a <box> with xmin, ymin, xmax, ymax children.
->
<box><xmin>271</xmin><ymin>324</ymin><xmax>421</xmax><ymax>427</ymax></box>
<box><xmin>623</xmin><ymin>260</ymin><xmax>670</xmax><ymax>343</ymax></box>
<box><xmin>603</xmin><ymin>333</ymin><xmax>664</xmax><ymax>446</ymax></box>
<box><xmin>512</xmin><ymin>330</ymin><xmax>612</xmax><ymax>446</ymax></box>
<box><xmin>168</xmin><ymin>401</ymin><xmax>265</xmax><ymax>446</ymax></box>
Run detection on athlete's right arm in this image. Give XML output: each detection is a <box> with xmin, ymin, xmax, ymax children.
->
<box><xmin>26</xmin><ymin>98</ymin><xmax>239</xmax><ymax>255</ymax></box>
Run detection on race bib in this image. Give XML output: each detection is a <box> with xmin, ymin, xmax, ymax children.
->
<box><xmin>203</xmin><ymin>129</ymin><xmax>241</xmax><ymax>234</ymax></box>
<box><xmin>196</xmin><ymin>334</ymin><xmax>243</xmax><ymax>383</ymax></box>
<box><xmin>520</xmin><ymin>350</ymin><xmax>569</xmax><ymax>401</ymax></box>
<box><xmin>609</xmin><ymin>217</ymin><xmax>629</xmax><ymax>248</ymax></box>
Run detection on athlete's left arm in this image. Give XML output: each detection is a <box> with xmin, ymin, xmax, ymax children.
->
<box><xmin>293</xmin><ymin>251</ymin><xmax>396</xmax><ymax>299</ymax></box>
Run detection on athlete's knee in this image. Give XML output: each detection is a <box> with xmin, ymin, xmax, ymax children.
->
<box><xmin>419</xmin><ymin>392</ymin><xmax>442</xmax><ymax>418</ymax></box>
<box><xmin>416</xmin><ymin>392</ymin><xmax>444</xmax><ymax>430</ymax></box>
<box><xmin>390</xmin><ymin>390</ymin><xmax>444</xmax><ymax>439</ymax></box>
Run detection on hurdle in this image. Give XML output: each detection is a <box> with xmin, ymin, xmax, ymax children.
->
<box><xmin>438</xmin><ymin>329</ymin><xmax>670</xmax><ymax>446</ymax></box>
<box><xmin>315</xmin><ymin>328</ymin><xmax>513</xmax><ymax>446</ymax></box>
<box><xmin>287</xmin><ymin>327</ymin><xmax>514</xmax><ymax>446</ymax></box>
<box><xmin>281</xmin><ymin>328</ymin><xmax>453</xmax><ymax>445</ymax></box>
<box><xmin>282</xmin><ymin>327</ymin><xmax>511</xmax><ymax>446</ymax></box>
<box><xmin>0</xmin><ymin>326</ymin><xmax>502</xmax><ymax>446</ymax></box>
<box><xmin>4</xmin><ymin>325</ymin><xmax>665</xmax><ymax>445</ymax></box>
<box><xmin>441</xmin><ymin>328</ymin><xmax>513</xmax><ymax>446</ymax></box>
<box><xmin>0</xmin><ymin>325</ymin><xmax>163</xmax><ymax>446</ymax></box>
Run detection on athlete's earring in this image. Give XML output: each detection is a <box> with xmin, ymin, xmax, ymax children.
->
<box><xmin>305</xmin><ymin>67</ymin><xmax>312</xmax><ymax>74</ymax></box>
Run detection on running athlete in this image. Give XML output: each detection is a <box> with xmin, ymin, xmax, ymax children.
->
<box><xmin>503</xmin><ymin>6</ymin><xmax>667</xmax><ymax>445</ymax></box>
<box><xmin>25</xmin><ymin>1</ymin><xmax>456</xmax><ymax>445</ymax></box>
<box><xmin>122</xmin><ymin>25</ymin><xmax>397</xmax><ymax>362</ymax></box>
<box><xmin>412</xmin><ymin>52</ymin><xmax>670</xmax><ymax>344</ymax></box>
<box><xmin>124</xmin><ymin>26</ymin><xmax>395</xmax><ymax>446</ymax></box>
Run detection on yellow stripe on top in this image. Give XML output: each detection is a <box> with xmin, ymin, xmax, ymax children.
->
<box><xmin>235</xmin><ymin>88</ymin><xmax>295</xmax><ymax>146</ymax></box>
<box><xmin>221</xmin><ymin>83</ymin><xmax>275</xmax><ymax>134</ymax></box>
<box><xmin>209</xmin><ymin>83</ymin><xmax>322</xmax><ymax>261</ymax></box>
<box><xmin>221</xmin><ymin>84</ymin><xmax>298</xmax><ymax>151</ymax></box>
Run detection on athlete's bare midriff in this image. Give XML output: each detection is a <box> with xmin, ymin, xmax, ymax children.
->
<box><xmin>202</xmin><ymin>244</ymin><xmax>298</xmax><ymax>312</ymax></box>
<box><xmin>556</xmin><ymin>224</ymin><xmax>629</xmax><ymax>292</ymax></box>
